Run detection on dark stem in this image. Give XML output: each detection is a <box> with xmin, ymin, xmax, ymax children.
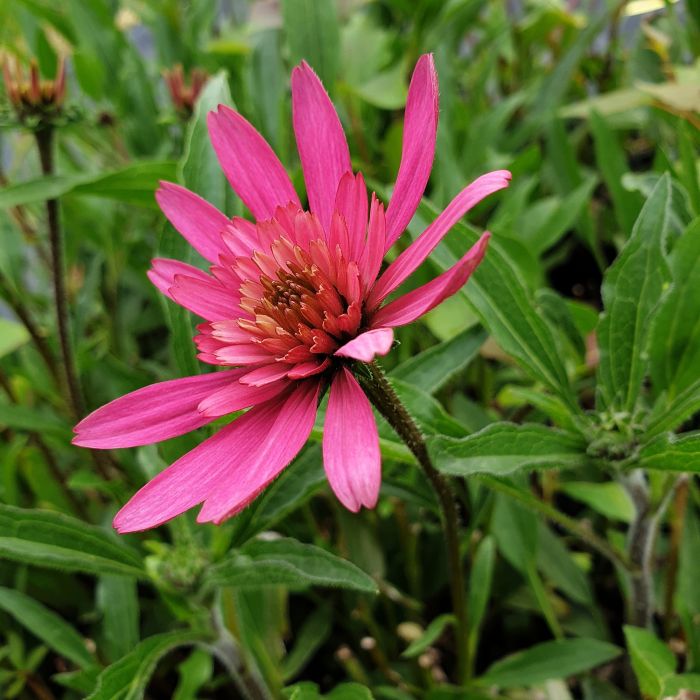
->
<box><xmin>35</xmin><ymin>127</ymin><xmax>84</xmax><ymax>420</ymax></box>
<box><xmin>34</xmin><ymin>127</ymin><xmax>114</xmax><ymax>481</ymax></box>
<box><xmin>357</xmin><ymin>361</ymin><xmax>469</xmax><ymax>684</ymax></box>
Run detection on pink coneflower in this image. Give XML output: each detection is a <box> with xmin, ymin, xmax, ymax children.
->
<box><xmin>73</xmin><ymin>54</ymin><xmax>510</xmax><ymax>533</ymax></box>
<box><xmin>163</xmin><ymin>64</ymin><xmax>208</xmax><ymax>116</ymax></box>
<box><xmin>2</xmin><ymin>56</ymin><xmax>66</xmax><ymax>120</ymax></box>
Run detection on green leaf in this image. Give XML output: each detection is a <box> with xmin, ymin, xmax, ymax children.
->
<box><xmin>638</xmin><ymin>431</ymin><xmax>700</xmax><ymax>472</ymax></box>
<box><xmin>402</xmin><ymin>614</ymin><xmax>455</xmax><ymax>658</ymax></box>
<box><xmin>0</xmin><ymin>318</ymin><xmax>29</xmax><ymax>357</ymax></box>
<box><xmin>560</xmin><ymin>482</ymin><xmax>635</xmax><ymax>522</ymax></box>
<box><xmin>390</xmin><ymin>326</ymin><xmax>486</xmax><ymax>394</ymax></box>
<box><xmin>392</xmin><ymin>379</ymin><xmax>467</xmax><ymax>438</ymax></box>
<box><xmin>97</xmin><ymin>576</ymin><xmax>140</xmax><ymax>663</ymax></box>
<box><xmin>0</xmin><ymin>403</ymin><xmax>71</xmax><ymax>438</ymax></box>
<box><xmin>478</xmin><ymin>638</ymin><xmax>621</xmax><ymax>688</ymax></box>
<box><xmin>173</xmin><ymin>649</ymin><xmax>213</xmax><ymax>700</ymax></box>
<box><xmin>428</xmin><ymin>423</ymin><xmax>587</xmax><ymax>477</ymax></box>
<box><xmin>0</xmin><ymin>504</ymin><xmax>144</xmax><ymax>578</ymax></box>
<box><xmin>0</xmin><ymin>587</ymin><xmax>94</xmax><ymax>669</ymax></box>
<box><xmin>648</xmin><ymin>218</ymin><xmax>700</xmax><ymax>400</ymax></box>
<box><xmin>87</xmin><ymin>631</ymin><xmax>205</xmax><ymax>700</ymax></box>
<box><xmin>467</xmin><ymin>536</ymin><xmax>496</xmax><ymax>652</ymax></box>
<box><xmin>590</xmin><ymin>111</ymin><xmax>643</xmax><ymax>235</ymax></box>
<box><xmin>282</xmin><ymin>605</ymin><xmax>332</xmax><ymax>680</ymax></box>
<box><xmin>0</xmin><ymin>163</ymin><xmax>176</xmax><ymax>210</ymax></box>
<box><xmin>281</xmin><ymin>0</ymin><xmax>340</xmax><ymax>88</ymax></box>
<box><xmin>624</xmin><ymin>626</ymin><xmax>676</xmax><ymax>699</ymax></box>
<box><xmin>179</xmin><ymin>71</ymin><xmax>233</xmax><ymax>211</ymax></box>
<box><xmin>646</xmin><ymin>378</ymin><xmax>700</xmax><ymax>437</ymax></box>
<box><xmin>596</xmin><ymin>174</ymin><xmax>673</xmax><ymax>414</ymax></box>
<box><xmin>205</xmin><ymin>538</ymin><xmax>378</xmax><ymax>593</ymax></box>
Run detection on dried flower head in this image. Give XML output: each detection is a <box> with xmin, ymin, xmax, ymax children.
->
<box><xmin>2</xmin><ymin>56</ymin><xmax>66</xmax><ymax>125</ymax></box>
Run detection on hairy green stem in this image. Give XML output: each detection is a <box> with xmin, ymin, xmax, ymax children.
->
<box><xmin>358</xmin><ymin>362</ymin><xmax>470</xmax><ymax>684</ymax></box>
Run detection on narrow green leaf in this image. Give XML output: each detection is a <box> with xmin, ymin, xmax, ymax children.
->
<box><xmin>638</xmin><ymin>431</ymin><xmax>700</xmax><ymax>472</ymax></box>
<box><xmin>468</xmin><ymin>536</ymin><xmax>496</xmax><ymax>648</ymax></box>
<box><xmin>87</xmin><ymin>631</ymin><xmax>205</xmax><ymax>700</ymax></box>
<box><xmin>590</xmin><ymin>111</ymin><xmax>643</xmax><ymax>235</ymax></box>
<box><xmin>0</xmin><ymin>318</ymin><xmax>30</xmax><ymax>357</ymax></box>
<box><xmin>392</xmin><ymin>379</ymin><xmax>467</xmax><ymax>438</ymax></box>
<box><xmin>648</xmin><ymin>218</ymin><xmax>700</xmax><ymax>400</ymax></box>
<box><xmin>428</xmin><ymin>423</ymin><xmax>587</xmax><ymax>477</ymax></box>
<box><xmin>97</xmin><ymin>576</ymin><xmax>140</xmax><ymax>663</ymax></box>
<box><xmin>596</xmin><ymin>174</ymin><xmax>673</xmax><ymax>413</ymax></box>
<box><xmin>282</xmin><ymin>605</ymin><xmax>332</xmax><ymax>680</ymax></box>
<box><xmin>560</xmin><ymin>482</ymin><xmax>635</xmax><ymax>522</ymax></box>
<box><xmin>205</xmin><ymin>538</ymin><xmax>378</xmax><ymax>593</ymax></box>
<box><xmin>478</xmin><ymin>638</ymin><xmax>621</xmax><ymax>688</ymax></box>
<box><xmin>390</xmin><ymin>326</ymin><xmax>486</xmax><ymax>394</ymax></box>
<box><xmin>281</xmin><ymin>0</ymin><xmax>340</xmax><ymax>88</ymax></box>
<box><xmin>0</xmin><ymin>504</ymin><xmax>144</xmax><ymax>578</ymax></box>
<box><xmin>646</xmin><ymin>379</ymin><xmax>700</xmax><ymax>437</ymax></box>
<box><xmin>402</xmin><ymin>614</ymin><xmax>455</xmax><ymax>658</ymax></box>
<box><xmin>0</xmin><ymin>587</ymin><xmax>93</xmax><ymax>668</ymax></box>
<box><xmin>624</xmin><ymin>626</ymin><xmax>676</xmax><ymax>699</ymax></box>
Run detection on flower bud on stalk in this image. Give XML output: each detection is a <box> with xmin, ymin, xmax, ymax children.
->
<box><xmin>2</xmin><ymin>56</ymin><xmax>66</xmax><ymax>127</ymax></box>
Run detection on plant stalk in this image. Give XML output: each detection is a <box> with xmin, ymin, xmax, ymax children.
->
<box><xmin>358</xmin><ymin>361</ymin><xmax>470</xmax><ymax>684</ymax></box>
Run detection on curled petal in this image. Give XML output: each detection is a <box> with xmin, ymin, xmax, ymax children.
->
<box><xmin>371</xmin><ymin>232</ymin><xmax>490</xmax><ymax>328</ymax></box>
<box><xmin>292</xmin><ymin>61</ymin><xmax>352</xmax><ymax>232</ymax></box>
<box><xmin>368</xmin><ymin>170</ymin><xmax>510</xmax><ymax>307</ymax></box>
<box><xmin>148</xmin><ymin>258</ymin><xmax>210</xmax><ymax>301</ymax></box>
<box><xmin>208</xmin><ymin>105</ymin><xmax>300</xmax><ymax>220</ymax></box>
<box><xmin>335</xmin><ymin>328</ymin><xmax>394</xmax><ymax>363</ymax></box>
<box><xmin>73</xmin><ymin>370</ymin><xmax>244</xmax><ymax>449</ymax></box>
<box><xmin>385</xmin><ymin>54</ymin><xmax>439</xmax><ymax>249</ymax></box>
<box><xmin>323</xmin><ymin>368</ymin><xmax>381</xmax><ymax>512</ymax></box>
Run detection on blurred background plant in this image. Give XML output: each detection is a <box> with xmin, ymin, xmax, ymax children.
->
<box><xmin>0</xmin><ymin>0</ymin><xmax>699</xmax><ymax>698</ymax></box>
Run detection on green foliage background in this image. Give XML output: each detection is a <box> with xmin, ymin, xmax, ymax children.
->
<box><xmin>1</xmin><ymin>0</ymin><xmax>700</xmax><ymax>698</ymax></box>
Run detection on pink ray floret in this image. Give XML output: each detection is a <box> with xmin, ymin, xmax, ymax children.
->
<box><xmin>73</xmin><ymin>54</ymin><xmax>511</xmax><ymax>532</ymax></box>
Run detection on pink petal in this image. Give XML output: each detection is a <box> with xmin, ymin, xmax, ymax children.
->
<box><xmin>214</xmin><ymin>344</ymin><xmax>277</xmax><ymax>365</ymax></box>
<box><xmin>292</xmin><ymin>61</ymin><xmax>351</xmax><ymax>232</ymax></box>
<box><xmin>335</xmin><ymin>172</ymin><xmax>368</xmax><ymax>261</ymax></box>
<box><xmin>197</xmin><ymin>378</ymin><xmax>290</xmax><ymax>417</ymax></box>
<box><xmin>169</xmin><ymin>274</ymin><xmax>241</xmax><ymax>322</ymax></box>
<box><xmin>335</xmin><ymin>328</ymin><xmax>394</xmax><ymax>363</ymax></box>
<box><xmin>323</xmin><ymin>368</ymin><xmax>381</xmax><ymax>512</ymax></box>
<box><xmin>208</xmin><ymin>105</ymin><xmax>300</xmax><ymax>221</ymax></box>
<box><xmin>155</xmin><ymin>182</ymin><xmax>229</xmax><ymax>263</ymax></box>
<box><xmin>368</xmin><ymin>170</ymin><xmax>510</xmax><ymax>308</ymax></box>
<box><xmin>196</xmin><ymin>380</ymin><xmax>321</xmax><ymax>523</ymax></box>
<box><xmin>113</xmin><ymin>396</ymin><xmax>287</xmax><ymax>532</ymax></box>
<box><xmin>371</xmin><ymin>232</ymin><xmax>490</xmax><ymax>328</ymax></box>
<box><xmin>385</xmin><ymin>54</ymin><xmax>439</xmax><ymax>249</ymax></box>
<box><xmin>147</xmin><ymin>258</ymin><xmax>210</xmax><ymax>302</ymax></box>
<box><xmin>287</xmin><ymin>358</ymin><xmax>331</xmax><ymax>379</ymax></box>
<box><xmin>73</xmin><ymin>370</ymin><xmax>243</xmax><ymax>449</ymax></box>
<box><xmin>359</xmin><ymin>194</ymin><xmax>386</xmax><ymax>290</ymax></box>
<box><xmin>239</xmin><ymin>362</ymin><xmax>292</xmax><ymax>386</ymax></box>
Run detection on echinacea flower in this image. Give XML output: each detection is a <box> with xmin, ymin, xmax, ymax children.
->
<box><xmin>2</xmin><ymin>56</ymin><xmax>66</xmax><ymax>121</ymax></box>
<box><xmin>73</xmin><ymin>54</ymin><xmax>510</xmax><ymax>533</ymax></box>
<box><xmin>163</xmin><ymin>64</ymin><xmax>208</xmax><ymax>117</ymax></box>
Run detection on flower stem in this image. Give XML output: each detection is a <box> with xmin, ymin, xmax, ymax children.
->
<box><xmin>34</xmin><ymin>127</ymin><xmax>84</xmax><ymax>421</ymax></box>
<box><xmin>357</xmin><ymin>362</ymin><xmax>470</xmax><ymax>684</ymax></box>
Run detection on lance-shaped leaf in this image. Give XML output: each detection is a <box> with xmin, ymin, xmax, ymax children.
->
<box><xmin>0</xmin><ymin>504</ymin><xmax>144</xmax><ymax>577</ymax></box>
<box><xmin>428</xmin><ymin>423</ymin><xmax>588</xmax><ymax>477</ymax></box>
<box><xmin>87</xmin><ymin>631</ymin><xmax>205</xmax><ymax>700</ymax></box>
<box><xmin>596</xmin><ymin>175</ymin><xmax>672</xmax><ymax>414</ymax></box>
<box><xmin>0</xmin><ymin>587</ymin><xmax>94</xmax><ymax>669</ymax></box>
<box><xmin>204</xmin><ymin>537</ymin><xmax>377</xmax><ymax>593</ymax></box>
<box><xmin>638</xmin><ymin>431</ymin><xmax>700</xmax><ymax>472</ymax></box>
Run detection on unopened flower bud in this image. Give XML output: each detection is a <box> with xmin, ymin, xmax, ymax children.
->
<box><xmin>163</xmin><ymin>64</ymin><xmax>208</xmax><ymax>118</ymax></box>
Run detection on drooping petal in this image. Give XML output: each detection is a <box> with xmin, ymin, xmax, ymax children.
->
<box><xmin>73</xmin><ymin>370</ymin><xmax>244</xmax><ymax>449</ymax></box>
<box><xmin>368</xmin><ymin>170</ymin><xmax>510</xmax><ymax>307</ymax></box>
<box><xmin>323</xmin><ymin>368</ymin><xmax>381</xmax><ymax>512</ymax></box>
<box><xmin>170</xmin><ymin>273</ymin><xmax>241</xmax><ymax>322</ymax></box>
<box><xmin>147</xmin><ymin>258</ymin><xmax>210</xmax><ymax>302</ymax></box>
<box><xmin>113</xmin><ymin>396</ymin><xmax>286</xmax><ymax>532</ymax></box>
<box><xmin>196</xmin><ymin>380</ymin><xmax>320</xmax><ymax>523</ymax></box>
<box><xmin>155</xmin><ymin>182</ymin><xmax>229</xmax><ymax>263</ymax></box>
<box><xmin>208</xmin><ymin>105</ymin><xmax>300</xmax><ymax>221</ymax></box>
<box><xmin>371</xmin><ymin>232</ymin><xmax>490</xmax><ymax>328</ymax></box>
<box><xmin>385</xmin><ymin>54</ymin><xmax>439</xmax><ymax>249</ymax></box>
<box><xmin>335</xmin><ymin>172</ymin><xmax>368</xmax><ymax>261</ymax></box>
<box><xmin>335</xmin><ymin>328</ymin><xmax>394</xmax><ymax>363</ymax></box>
<box><xmin>197</xmin><ymin>378</ymin><xmax>290</xmax><ymax>417</ymax></box>
<box><xmin>292</xmin><ymin>61</ymin><xmax>351</xmax><ymax>232</ymax></box>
